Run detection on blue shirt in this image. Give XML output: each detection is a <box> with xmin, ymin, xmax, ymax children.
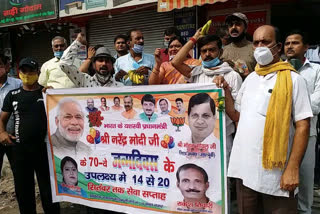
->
<box><xmin>0</xmin><ymin>77</ymin><xmax>22</xmax><ymax>134</ymax></box>
<box><xmin>114</xmin><ymin>52</ymin><xmax>155</xmax><ymax>85</ymax></box>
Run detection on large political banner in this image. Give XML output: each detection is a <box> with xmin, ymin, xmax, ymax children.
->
<box><xmin>45</xmin><ymin>84</ymin><xmax>227</xmax><ymax>214</ymax></box>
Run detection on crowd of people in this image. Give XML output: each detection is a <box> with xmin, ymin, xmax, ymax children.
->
<box><xmin>0</xmin><ymin>11</ymin><xmax>319</xmax><ymax>214</ymax></box>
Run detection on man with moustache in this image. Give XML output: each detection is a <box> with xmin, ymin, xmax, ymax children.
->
<box><xmin>114</xmin><ymin>29</ymin><xmax>155</xmax><ymax>85</ymax></box>
<box><xmin>59</xmin><ymin>33</ymin><xmax>123</xmax><ymax>87</ymax></box>
<box><xmin>220</xmin><ymin>25</ymin><xmax>312</xmax><ymax>213</ymax></box>
<box><xmin>171</xmin><ymin>31</ymin><xmax>241</xmax><ymax>155</ymax></box>
<box><xmin>111</xmin><ymin>97</ymin><xmax>124</xmax><ymax>111</ymax></box>
<box><xmin>113</xmin><ymin>34</ymin><xmax>129</xmax><ymax>59</ymax></box>
<box><xmin>159</xmin><ymin>98</ymin><xmax>170</xmax><ymax>115</ymax></box>
<box><xmin>51</xmin><ymin>98</ymin><xmax>90</xmax><ymax>158</ymax></box>
<box><xmin>86</xmin><ymin>98</ymin><xmax>98</xmax><ymax>113</ymax></box>
<box><xmin>121</xmin><ymin>96</ymin><xmax>137</xmax><ymax>119</ymax></box>
<box><xmin>175</xmin><ymin>163</ymin><xmax>221</xmax><ymax>214</ymax></box>
<box><xmin>284</xmin><ymin>30</ymin><xmax>320</xmax><ymax>214</ymax></box>
<box><xmin>222</xmin><ymin>13</ymin><xmax>256</xmax><ymax>79</ymax></box>
<box><xmin>139</xmin><ymin>94</ymin><xmax>158</xmax><ymax>122</ymax></box>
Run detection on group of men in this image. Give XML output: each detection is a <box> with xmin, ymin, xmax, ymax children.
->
<box><xmin>0</xmin><ymin>10</ymin><xmax>318</xmax><ymax>214</ymax></box>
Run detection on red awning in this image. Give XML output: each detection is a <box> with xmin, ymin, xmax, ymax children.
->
<box><xmin>158</xmin><ymin>0</ymin><xmax>228</xmax><ymax>12</ymax></box>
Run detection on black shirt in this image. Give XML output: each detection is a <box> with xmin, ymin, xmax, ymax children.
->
<box><xmin>2</xmin><ymin>87</ymin><xmax>47</xmax><ymax>144</ymax></box>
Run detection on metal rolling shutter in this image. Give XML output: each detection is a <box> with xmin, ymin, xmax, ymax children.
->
<box><xmin>88</xmin><ymin>9</ymin><xmax>174</xmax><ymax>56</ymax></box>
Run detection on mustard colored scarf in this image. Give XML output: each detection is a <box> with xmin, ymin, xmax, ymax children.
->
<box><xmin>255</xmin><ymin>61</ymin><xmax>296</xmax><ymax>170</ymax></box>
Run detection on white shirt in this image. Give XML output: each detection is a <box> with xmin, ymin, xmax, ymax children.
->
<box><xmin>39</xmin><ymin>57</ymin><xmax>81</xmax><ymax>89</ymax></box>
<box><xmin>228</xmin><ymin>71</ymin><xmax>313</xmax><ymax>197</ymax></box>
<box><xmin>60</xmin><ymin>40</ymin><xmax>123</xmax><ymax>88</ymax></box>
<box><xmin>188</xmin><ymin>62</ymin><xmax>243</xmax><ymax>136</ymax></box>
<box><xmin>298</xmin><ymin>59</ymin><xmax>320</xmax><ymax>136</ymax></box>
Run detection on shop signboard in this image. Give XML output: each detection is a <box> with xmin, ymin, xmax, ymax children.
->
<box><xmin>0</xmin><ymin>0</ymin><xmax>57</xmax><ymax>28</ymax></box>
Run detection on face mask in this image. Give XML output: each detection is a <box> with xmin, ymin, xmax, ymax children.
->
<box><xmin>54</xmin><ymin>51</ymin><xmax>64</xmax><ymax>59</ymax></box>
<box><xmin>169</xmin><ymin>55</ymin><xmax>175</xmax><ymax>61</ymax></box>
<box><xmin>163</xmin><ymin>41</ymin><xmax>169</xmax><ymax>48</ymax></box>
<box><xmin>254</xmin><ymin>44</ymin><xmax>277</xmax><ymax>66</ymax></box>
<box><xmin>202</xmin><ymin>57</ymin><xmax>221</xmax><ymax>68</ymax></box>
<box><xmin>132</xmin><ymin>44</ymin><xmax>144</xmax><ymax>54</ymax></box>
<box><xmin>19</xmin><ymin>72</ymin><xmax>38</xmax><ymax>85</ymax></box>
<box><xmin>289</xmin><ymin>58</ymin><xmax>303</xmax><ymax>71</ymax></box>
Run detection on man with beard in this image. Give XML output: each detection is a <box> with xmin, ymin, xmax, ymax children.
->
<box><xmin>121</xmin><ymin>96</ymin><xmax>137</xmax><ymax>119</ymax></box>
<box><xmin>139</xmin><ymin>94</ymin><xmax>158</xmax><ymax>122</ymax></box>
<box><xmin>51</xmin><ymin>97</ymin><xmax>90</xmax><ymax>158</ymax></box>
<box><xmin>86</xmin><ymin>98</ymin><xmax>98</xmax><ymax>113</ymax></box>
<box><xmin>59</xmin><ymin>33</ymin><xmax>123</xmax><ymax>87</ymax></box>
<box><xmin>174</xmin><ymin>163</ymin><xmax>221</xmax><ymax>214</ymax></box>
<box><xmin>222</xmin><ymin>13</ymin><xmax>256</xmax><ymax>79</ymax></box>
<box><xmin>114</xmin><ymin>29</ymin><xmax>155</xmax><ymax>85</ymax></box>
<box><xmin>284</xmin><ymin>30</ymin><xmax>320</xmax><ymax>214</ymax></box>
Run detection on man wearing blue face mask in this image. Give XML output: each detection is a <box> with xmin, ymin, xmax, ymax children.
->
<box><xmin>39</xmin><ymin>36</ymin><xmax>81</xmax><ymax>89</ymax></box>
<box><xmin>114</xmin><ymin>29</ymin><xmax>155</xmax><ymax>85</ymax></box>
<box><xmin>172</xmin><ymin>30</ymin><xmax>242</xmax><ymax>166</ymax></box>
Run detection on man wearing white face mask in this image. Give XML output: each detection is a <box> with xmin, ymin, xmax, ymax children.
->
<box><xmin>114</xmin><ymin>29</ymin><xmax>155</xmax><ymax>85</ymax></box>
<box><xmin>219</xmin><ymin>25</ymin><xmax>313</xmax><ymax>213</ymax></box>
<box><xmin>39</xmin><ymin>36</ymin><xmax>81</xmax><ymax>89</ymax></box>
<box><xmin>171</xmin><ymin>30</ymin><xmax>242</xmax><ymax>165</ymax></box>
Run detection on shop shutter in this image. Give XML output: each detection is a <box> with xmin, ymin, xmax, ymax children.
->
<box><xmin>88</xmin><ymin>9</ymin><xmax>174</xmax><ymax>56</ymax></box>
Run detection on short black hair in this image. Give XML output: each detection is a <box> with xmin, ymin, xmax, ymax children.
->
<box><xmin>286</xmin><ymin>29</ymin><xmax>309</xmax><ymax>45</ymax></box>
<box><xmin>164</xmin><ymin>27</ymin><xmax>180</xmax><ymax>37</ymax></box>
<box><xmin>114</xmin><ymin>34</ymin><xmax>128</xmax><ymax>44</ymax></box>
<box><xmin>159</xmin><ymin>98</ymin><xmax>168</xmax><ymax>105</ymax></box>
<box><xmin>175</xmin><ymin>98</ymin><xmax>183</xmax><ymax>103</ymax></box>
<box><xmin>127</xmin><ymin>28</ymin><xmax>142</xmax><ymax>41</ymax></box>
<box><xmin>168</xmin><ymin>36</ymin><xmax>185</xmax><ymax>48</ymax></box>
<box><xmin>198</xmin><ymin>35</ymin><xmax>222</xmax><ymax>50</ymax></box>
<box><xmin>141</xmin><ymin>94</ymin><xmax>155</xmax><ymax>105</ymax></box>
<box><xmin>60</xmin><ymin>156</ymin><xmax>78</xmax><ymax>185</ymax></box>
<box><xmin>188</xmin><ymin>93</ymin><xmax>215</xmax><ymax>116</ymax></box>
<box><xmin>176</xmin><ymin>163</ymin><xmax>208</xmax><ymax>183</ymax></box>
<box><xmin>113</xmin><ymin>96</ymin><xmax>120</xmax><ymax>102</ymax></box>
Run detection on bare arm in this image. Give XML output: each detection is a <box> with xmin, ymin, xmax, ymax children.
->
<box><xmin>149</xmin><ymin>48</ymin><xmax>162</xmax><ymax>85</ymax></box>
<box><xmin>213</xmin><ymin>76</ymin><xmax>240</xmax><ymax>122</ymax></box>
<box><xmin>79</xmin><ymin>46</ymin><xmax>95</xmax><ymax>73</ymax></box>
<box><xmin>0</xmin><ymin>111</ymin><xmax>16</xmax><ymax>145</ymax></box>
<box><xmin>280</xmin><ymin>118</ymin><xmax>310</xmax><ymax>192</ymax></box>
<box><xmin>224</xmin><ymin>87</ymin><xmax>240</xmax><ymax>122</ymax></box>
<box><xmin>171</xmin><ymin>29</ymin><xmax>202</xmax><ymax>78</ymax></box>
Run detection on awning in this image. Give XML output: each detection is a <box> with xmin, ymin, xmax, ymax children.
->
<box><xmin>158</xmin><ymin>0</ymin><xmax>227</xmax><ymax>12</ymax></box>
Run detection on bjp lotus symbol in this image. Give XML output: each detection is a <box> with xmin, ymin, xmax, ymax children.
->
<box><xmin>170</xmin><ymin>117</ymin><xmax>185</xmax><ymax>132</ymax></box>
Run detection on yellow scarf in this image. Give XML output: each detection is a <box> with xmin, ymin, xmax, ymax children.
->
<box><xmin>255</xmin><ymin>61</ymin><xmax>296</xmax><ymax>170</ymax></box>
